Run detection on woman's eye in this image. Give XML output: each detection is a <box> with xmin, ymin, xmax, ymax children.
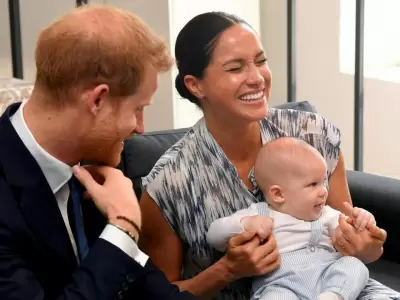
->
<box><xmin>228</xmin><ymin>67</ymin><xmax>243</xmax><ymax>72</ymax></box>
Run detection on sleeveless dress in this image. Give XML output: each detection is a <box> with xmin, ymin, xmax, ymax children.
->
<box><xmin>142</xmin><ymin>108</ymin><xmax>400</xmax><ymax>300</ymax></box>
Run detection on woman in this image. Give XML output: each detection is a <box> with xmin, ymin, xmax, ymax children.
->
<box><xmin>139</xmin><ymin>12</ymin><xmax>398</xmax><ymax>300</ymax></box>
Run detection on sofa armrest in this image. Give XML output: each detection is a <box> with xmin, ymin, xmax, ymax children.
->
<box><xmin>346</xmin><ymin>170</ymin><xmax>400</xmax><ymax>263</ymax></box>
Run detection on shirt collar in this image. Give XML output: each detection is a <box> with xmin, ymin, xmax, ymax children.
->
<box><xmin>10</xmin><ymin>100</ymin><xmax>72</xmax><ymax>193</ymax></box>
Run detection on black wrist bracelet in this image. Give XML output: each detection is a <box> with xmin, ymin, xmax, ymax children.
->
<box><xmin>108</xmin><ymin>223</ymin><xmax>138</xmax><ymax>243</ymax></box>
<box><xmin>115</xmin><ymin>215</ymin><xmax>142</xmax><ymax>235</ymax></box>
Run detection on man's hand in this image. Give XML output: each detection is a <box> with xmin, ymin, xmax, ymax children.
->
<box><xmin>72</xmin><ymin>165</ymin><xmax>141</xmax><ymax>237</ymax></box>
<box><xmin>223</xmin><ymin>231</ymin><xmax>280</xmax><ymax>281</ymax></box>
<box><xmin>240</xmin><ymin>215</ymin><xmax>273</xmax><ymax>242</ymax></box>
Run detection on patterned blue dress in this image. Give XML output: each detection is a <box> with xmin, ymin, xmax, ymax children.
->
<box><xmin>142</xmin><ymin>108</ymin><xmax>399</xmax><ymax>300</ymax></box>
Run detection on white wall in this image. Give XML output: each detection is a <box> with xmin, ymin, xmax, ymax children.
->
<box><xmin>1</xmin><ymin>0</ymin><xmax>399</xmax><ymax>178</ymax></box>
<box><xmin>259</xmin><ymin>0</ymin><xmax>288</xmax><ymax>107</ymax></box>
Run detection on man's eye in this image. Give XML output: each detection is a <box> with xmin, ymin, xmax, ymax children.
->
<box><xmin>256</xmin><ymin>58</ymin><xmax>268</xmax><ymax>65</ymax></box>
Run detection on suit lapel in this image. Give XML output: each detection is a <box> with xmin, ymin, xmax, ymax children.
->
<box><xmin>19</xmin><ymin>182</ymin><xmax>77</xmax><ymax>268</ymax></box>
<box><xmin>0</xmin><ymin>103</ymin><xmax>77</xmax><ymax>268</ymax></box>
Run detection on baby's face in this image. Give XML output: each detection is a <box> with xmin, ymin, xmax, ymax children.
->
<box><xmin>281</xmin><ymin>157</ymin><xmax>328</xmax><ymax>221</ymax></box>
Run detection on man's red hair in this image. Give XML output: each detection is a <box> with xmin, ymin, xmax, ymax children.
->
<box><xmin>34</xmin><ymin>4</ymin><xmax>173</xmax><ymax>102</ymax></box>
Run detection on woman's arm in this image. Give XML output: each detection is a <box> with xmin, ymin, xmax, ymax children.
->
<box><xmin>326</xmin><ymin>150</ymin><xmax>352</xmax><ymax>212</ymax></box>
<box><xmin>327</xmin><ymin>150</ymin><xmax>386</xmax><ymax>263</ymax></box>
<box><xmin>139</xmin><ymin>192</ymin><xmax>280</xmax><ymax>298</ymax></box>
<box><xmin>139</xmin><ymin>192</ymin><xmax>234</xmax><ymax>297</ymax></box>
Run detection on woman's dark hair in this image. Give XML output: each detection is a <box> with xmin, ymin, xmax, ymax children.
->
<box><xmin>174</xmin><ymin>12</ymin><xmax>250</xmax><ymax>107</ymax></box>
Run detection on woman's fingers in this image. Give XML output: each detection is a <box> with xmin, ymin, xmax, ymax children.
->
<box><xmin>258</xmin><ymin>248</ymin><xmax>280</xmax><ymax>273</ymax></box>
<box><xmin>228</xmin><ymin>230</ymin><xmax>257</xmax><ymax>248</ymax></box>
<box><xmin>338</xmin><ymin>214</ymin><xmax>357</xmax><ymax>242</ymax></box>
<box><xmin>369</xmin><ymin>225</ymin><xmax>387</xmax><ymax>242</ymax></box>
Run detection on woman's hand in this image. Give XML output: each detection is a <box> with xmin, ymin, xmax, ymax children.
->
<box><xmin>332</xmin><ymin>213</ymin><xmax>386</xmax><ymax>263</ymax></box>
<box><xmin>223</xmin><ymin>230</ymin><xmax>280</xmax><ymax>281</ymax></box>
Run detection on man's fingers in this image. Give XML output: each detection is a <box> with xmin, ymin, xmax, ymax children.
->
<box><xmin>82</xmin><ymin>165</ymin><xmax>115</xmax><ymax>183</ymax></box>
<box><xmin>228</xmin><ymin>230</ymin><xmax>257</xmax><ymax>247</ymax></box>
<box><xmin>72</xmin><ymin>165</ymin><xmax>99</xmax><ymax>192</ymax></box>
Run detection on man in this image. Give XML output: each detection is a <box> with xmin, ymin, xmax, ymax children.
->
<box><xmin>0</xmin><ymin>4</ymin><xmax>196</xmax><ymax>300</ymax></box>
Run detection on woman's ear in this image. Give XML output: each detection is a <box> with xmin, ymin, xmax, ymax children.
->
<box><xmin>269</xmin><ymin>185</ymin><xmax>285</xmax><ymax>204</ymax></box>
<box><xmin>184</xmin><ymin>75</ymin><xmax>204</xmax><ymax>99</ymax></box>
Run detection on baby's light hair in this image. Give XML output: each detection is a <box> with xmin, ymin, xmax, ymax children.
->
<box><xmin>254</xmin><ymin>137</ymin><xmax>325</xmax><ymax>194</ymax></box>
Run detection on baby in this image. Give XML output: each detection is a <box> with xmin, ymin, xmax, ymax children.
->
<box><xmin>206</xmin><ymin>137</ymin><xmax>376</xmax><ymax>300</ymax></box>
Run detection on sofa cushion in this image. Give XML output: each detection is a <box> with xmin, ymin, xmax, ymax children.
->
<box><xmin>122</xmin><ymin>127</ymin><xmax>188</xmax><ymax>197</ymax></box>
<box><xmin>122</xmin><ymin>100</ymin><xmax>317</xmax><ymax>198</ymax></box>
<box><xmin>347</xmin><ymin>170</ymin><xmax>400</xmax><ymax>264</ymax></box>
<box><xmin>368</xmin><ymin>260</ymin><xmax>400</xmax><ymax>291</ymax></box>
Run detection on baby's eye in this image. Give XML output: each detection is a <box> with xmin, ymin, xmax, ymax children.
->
<box><xmin>309</xmin><ymin>182</ymin><xmax>318</xmax><ymax>187</ymax></box>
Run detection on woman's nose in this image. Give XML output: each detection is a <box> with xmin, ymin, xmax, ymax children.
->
<box><xmin>246</xmin><ymin>65</ymin><xmax>264</xmax><ymax>86</ymax></box>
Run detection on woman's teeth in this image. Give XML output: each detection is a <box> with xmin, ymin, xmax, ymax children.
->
<box><xmin>239</xmin><ymin>91</ymin><xmax>264</xmax><ymax>102</ymax></box>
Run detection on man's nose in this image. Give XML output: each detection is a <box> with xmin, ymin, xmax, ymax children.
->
<box><xmin>134</xmin><ymin>111</ymin><xmax>144</xmax><ymax>135</ymax></box>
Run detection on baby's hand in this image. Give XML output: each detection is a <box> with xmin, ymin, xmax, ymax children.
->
<box><xmin>344</xmin><ymin>202</ymin><xmax>376</xmax><ymax>231</ymax></box>
<box><xmin>240</xmin><ymin>215</ymin><xmax>273</xmax><ymax>242</ymax></box>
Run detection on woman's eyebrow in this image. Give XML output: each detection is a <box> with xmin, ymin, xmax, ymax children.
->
<box><xmin>222</xmin><ymin>51</ymin><xmax>266</xmax><ymax>66</ymax></box>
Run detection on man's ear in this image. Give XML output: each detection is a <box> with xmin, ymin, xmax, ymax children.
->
<box><xmin>86</xmin><ymin>84</ymin><xmax>110</xmax><ymax>115</ymax></box>
<box><xmin>269</xmin><ymin>185</ymin><xmax>285</xmax><ymax>205</ymax></box>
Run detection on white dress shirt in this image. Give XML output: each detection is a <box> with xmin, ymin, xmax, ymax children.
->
<box><xmin>207</xmin><ymin>202</ymin><xmax>340</xmax><ymax>254</ymax></box>
<box><xmin>10</xmin><ymin>100</ymin><xmax>148</xmax><ymax>266</ymax></box>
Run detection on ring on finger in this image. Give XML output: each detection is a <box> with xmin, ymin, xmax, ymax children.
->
<box><xmin>342</xmin><ymin>233</ymin><xmax>349</xmax><ymax>242</ymax></box>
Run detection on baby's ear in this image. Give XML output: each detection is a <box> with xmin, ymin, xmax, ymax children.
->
<box><xmin>269</xmin><ymin>185</ymin><xmax>284</xmax><ymax>204</ymax></box>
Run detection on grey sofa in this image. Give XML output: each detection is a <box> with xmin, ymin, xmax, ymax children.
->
<box><xmin>120</xmin><ymin>101</ymin><xmax>400</xmax><ymax>291</ymax></box>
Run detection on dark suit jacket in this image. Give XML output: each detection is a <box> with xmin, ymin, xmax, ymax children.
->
<box><xmin>0</xmin><ymin>103</ymin><xmax>196</xmax><ymax>300</ymax></box>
